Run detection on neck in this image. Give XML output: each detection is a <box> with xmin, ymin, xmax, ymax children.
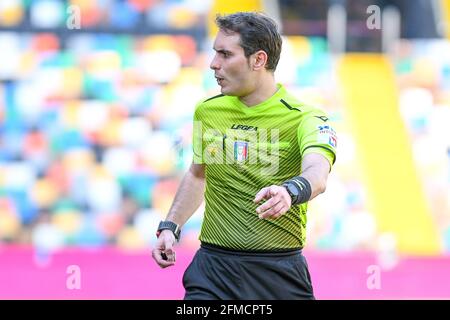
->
<box><xmin>238</xmin><ymin>74</ymin><xmax>278</xmax><ymax>107</ymax></box>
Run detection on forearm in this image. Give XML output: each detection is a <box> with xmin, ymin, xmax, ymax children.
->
<box><xmin>299</xmin><ymin>164</ymin><xmax>327</xmax><ymax>200</ymax></box>
<box><xmin>165</xmin><ymin>164</ymin><xmax>205</xmax><ymax>227</ymax></box>
<box><xmin>284</xmin><ymin>153</ymin><xmax>330</xmax><ymax>204</ymax></box>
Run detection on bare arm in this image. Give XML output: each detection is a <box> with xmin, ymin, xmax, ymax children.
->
<box><xmin>254</xmin><ymin>153</ymin><xmax>331</xmax><ymax>219</ymax></box>
<box><xmin>297</xmin><ymin>152</ymin><xmax>330</xmax><ymax>200</ymax></box>
<box><xmin>152</xmin><ymin>162</ymin><xmax>205</xmax><ymax>268</ymax></box>
<box><xmin>165</xmin><ymin>162</ymin><xmax>206</xmax><ymax>226</ymax></box>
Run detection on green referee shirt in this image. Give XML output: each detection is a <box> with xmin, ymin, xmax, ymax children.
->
<box><xmin>192</xmin><ymin>84</ymin><xmax>337</xmax><ymax>251</ymax></box>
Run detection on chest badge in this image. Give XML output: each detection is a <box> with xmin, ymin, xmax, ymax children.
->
<box><xmin>234</xmin><ymin>141</ymin><xmax>248</xmax><ymax>163</ymax></box>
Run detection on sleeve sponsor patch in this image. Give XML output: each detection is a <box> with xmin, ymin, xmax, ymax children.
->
<box><xmin>317</xmin><ymin>125</ymin><xmax>337</xmax><ymax>148</ymax></box>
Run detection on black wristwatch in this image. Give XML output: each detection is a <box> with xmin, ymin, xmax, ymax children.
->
<box><xmin>156</xmin><ymin>221</ymin><xmax>181</xmax><ymax>241</ymax></box>
<box><xmin>282</xmin><ymin>182</ymin><xmax>300</xmax><ymax>204</ymax></box>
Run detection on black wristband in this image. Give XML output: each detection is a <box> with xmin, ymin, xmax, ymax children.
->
<box><xmin>284</xmin><ymin>176</ymin><xmax>312</xmax><ymax>205</ymax></box>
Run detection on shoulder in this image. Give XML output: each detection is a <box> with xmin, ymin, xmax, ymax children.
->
<box><xmin>276</xmin><ymin>89</ymin><xmax>304</xmax><ymax>113</ymax></box>
<box><xmin>194</xmin><ymin>93</ymin><xmax>229</xmax><ymax>115</ymax></box>
<box><xmin>279</xmin><ymin>89</ymin><xmax>328</xmax><ymax>119</ymax></box>
<box><xmin>202</xmin><ymin>93</ymin><xmax>225</xmax><ymax>103</ymax></box>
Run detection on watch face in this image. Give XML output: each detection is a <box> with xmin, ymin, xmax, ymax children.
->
<box><xmin>158</xmin><ymin>221</ymin><xmax>181</xmax><ymax>240</ymax></box>
<box><xmin>286</xmin><ymin>183</ymin><xmax>298</xmax><ymax>200</ymax></box>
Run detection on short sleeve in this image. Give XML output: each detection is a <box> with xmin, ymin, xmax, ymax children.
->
<box><xmin>192</xmin><ymin>103</ymin><xmax>204</xmax><ymax>164</ymax></box>
<box><xmin>297</xmin><ymin>111</ymin><xmax>337</xmax><ymax>168</ymax></box>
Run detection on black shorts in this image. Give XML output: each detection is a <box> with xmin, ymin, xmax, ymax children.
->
<box><xmin>183</xmin><ymin>243</ymin><xmax>315</xmax><ymax>300</ymax></box>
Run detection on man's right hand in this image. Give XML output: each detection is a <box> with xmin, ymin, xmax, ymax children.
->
<box><xmin>152</xmin><ymin>230</ymin><xmax>176</xmax><ymax>268</ymax></box>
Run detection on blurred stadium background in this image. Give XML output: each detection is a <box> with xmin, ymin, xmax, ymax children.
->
<box><xmin>0</xmin><ymin>0</ymin><xmax>449</xmax><ymax>299</ymax></box>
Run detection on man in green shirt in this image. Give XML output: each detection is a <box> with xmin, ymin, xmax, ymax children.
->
<box><xmin>152</xmin><ymin>12</ymin><xmax>337</xmax><ymax>300</ymax></box>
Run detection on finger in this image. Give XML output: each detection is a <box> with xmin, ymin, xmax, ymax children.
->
<box><xmin>164</xmin><ymin>250</ymin><xmax>176</xmax><ymax>263</ymax></box>
<box><xmin>269</xmin><ymin>187</ymin><xmax>279</xmax><ymax>197</ymax></box>
<box><xmin>161</xmin><ymin>252</ymin><xmax>168</xmax><ymax>260</ymax></box>
<box><xmin>159</xmin><ymin>259</ymin><xmax>175</xmax><ymax>268</ymax></box>
<box><xmin>152</xmin><ymin>249</ymin><xmax>175</xmax><ymax>268</ymax></box>
<box><xmin>267</xmin><ymin>203</ymin><xmax>289</xmax><ymax>219</ymax></box>
<box><xmin>253</xmin><ymin>188</ymin><xmax>269</xmax><ymax>203</ymax></box>
<box><xmin>258</xmin><ymin>203</ymin><xmax>279</xmax><ymax>219</ymax></box>
<box><xmin>259</xmin><ymin>201</ymin><xmax>285</xmax><ymax>219</ymax></box>
<box><xmin>256</xmin><ymin>197</ymin><xmax>280</xmax><ymax>215</ymax></box>
<box><xmin>258</xmin><ymin>199</ymin><xmax>282</xmax><ymax>219</ymax></box>
<box><xmin>163</xmin><ymin>238</ymin><xmax>176</xmax><ymax>263</ymax></box>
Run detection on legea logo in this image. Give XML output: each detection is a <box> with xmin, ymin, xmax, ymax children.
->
<box><xmin>193</xmin><ymin>121</ymin><xmax>280</xmax><ymax>175</ymax></box>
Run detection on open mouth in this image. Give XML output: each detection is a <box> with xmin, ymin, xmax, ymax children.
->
<box><xmin>215</xmin><ymin>76</ymin><xmax>225</xmax><ymax>85</ymax></box>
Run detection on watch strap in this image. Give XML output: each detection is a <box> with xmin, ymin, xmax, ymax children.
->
<box><xmin>156</xmin><ymin>221</ymin><xmax>181</xmax><ymax>241</ymax></box>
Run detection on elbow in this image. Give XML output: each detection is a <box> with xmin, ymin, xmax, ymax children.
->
<box><xmin>317</xmin><ymin>172</ymin><xmax>329</xmax><ymax>195</ymax></box>
<box><xmin>320</xmin><ymin>183</ymin><xmax>327</xmax><ymax>194</ymax></box>
<box><xmin>316</xmin><ymin>180</ymin><xmax>327</xmax><ymax>195</ymax></box>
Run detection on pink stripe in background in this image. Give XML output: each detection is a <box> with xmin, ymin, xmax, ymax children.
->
<box><xmin>1</xmin><ymin>246</ymin><xmax>450</xmax><ymax>299</ymax></box>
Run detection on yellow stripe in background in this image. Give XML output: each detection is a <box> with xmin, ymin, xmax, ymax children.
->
<box><xmin>338</xmin><ymin>54</ymin><xmax>441</xmax><ymax>255</ymax></box>
<box><xmin>208</xmin><ymin>0</ymin><xmax>263</xmax><ymax>38</ymax></box>
<box><xmin>442</xmin><ymin>0</ymin><xmax>450</xmax><ymax>40</ymax></box>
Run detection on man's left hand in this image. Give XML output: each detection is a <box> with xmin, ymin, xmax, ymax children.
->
<box><xmin>253</xmin><ymin>185</ymin><xmax>292</xmax><ymax>219</ymax></box>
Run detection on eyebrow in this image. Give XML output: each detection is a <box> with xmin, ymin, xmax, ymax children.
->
<box><xmin>213</xmin><ymin>48</ymin><xmax>232</xmax><ymax>55</ymax></box>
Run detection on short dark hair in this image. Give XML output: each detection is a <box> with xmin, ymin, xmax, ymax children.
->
<box><xmin>215</xmin><ymin>12</ymin><xmax>282</xmax><ymax>71</ymax></box>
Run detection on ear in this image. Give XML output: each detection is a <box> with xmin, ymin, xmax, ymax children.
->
<box><xmin>252</xmin><ymin>50</ymin><xmax>268</xmax><ymax>71</ymax></box>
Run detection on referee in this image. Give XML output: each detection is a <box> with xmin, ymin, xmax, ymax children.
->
<box><xmin>152</xmin><ymin>12</ymin><xmax>337</xmax><ymax>300</ymax></box>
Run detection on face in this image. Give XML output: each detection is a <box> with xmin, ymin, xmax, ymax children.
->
<box><xmin>210</xmin><ymin>30</ymin><xmax>255</xmax><ymax>97</ymax></box>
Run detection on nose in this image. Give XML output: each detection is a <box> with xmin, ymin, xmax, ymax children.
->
<box><xmin>210</xmin><ymin>54</ymin><xmax>220</xmax><ymax>70</ymax></box>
